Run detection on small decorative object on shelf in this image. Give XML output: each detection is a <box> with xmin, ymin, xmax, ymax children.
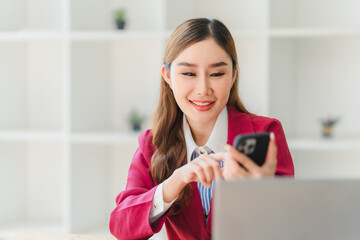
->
<box><xmin>127</xmin><ymin>109</ymin><xmax>146</xmax><ymax>132</ymax></box>
<box><xmin>320</xmin><ymin>116</ymin><xmax>340</xmax><ymax>138</ymax></box>
<box><xmin>114</xmin><ymin>8</ymin><xmax>126</xmax><ymax>30</ymax></box>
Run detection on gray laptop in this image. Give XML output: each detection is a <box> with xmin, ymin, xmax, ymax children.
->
<box><xmin>213</xmin><ymin>179</ymin><xmax>360</xmax><ymax>240</ymax></box>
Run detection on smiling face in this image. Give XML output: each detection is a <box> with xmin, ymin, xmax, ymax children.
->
<box><xmin>162</xmin><ymin>38</ymin><xmax>237</xmax><ymax>130</ymax></box>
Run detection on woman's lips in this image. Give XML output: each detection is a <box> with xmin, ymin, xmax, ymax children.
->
<box><xmin>189</xmin><ymin>100</ymin><xmax>215</xmax><ymax>111</ymax></box>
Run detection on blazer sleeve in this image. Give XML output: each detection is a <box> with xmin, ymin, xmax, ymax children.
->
<box><xmin>266</xmin><ymin>118</ymin><xmax>295</xmax><ymax>176</ymax></box>
<box><xmin>109</xmin><ymin>130</ymin><xmax>169</xmax><ymax>240</ymax></box>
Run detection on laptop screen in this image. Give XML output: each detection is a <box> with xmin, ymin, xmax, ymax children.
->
<box><xmin>213</xmin><ymin>179</ymin><xmax>360</xmax><ymax>240</ymax></box>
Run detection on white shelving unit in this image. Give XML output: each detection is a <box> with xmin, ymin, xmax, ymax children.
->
<box><xmin>1</xmin><ymin>0</ymin><xmax>360</xmax><ymax>239</ymax></box>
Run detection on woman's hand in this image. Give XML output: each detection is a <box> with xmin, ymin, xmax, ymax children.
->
<box><xmin>178</xmin><ymin>153</ymin><xmax>224</xmax><ymax>187</ymax></box>
<box><xmin>163</xmin><ymin>152</ymin><xmax>224</xmax><ymax>203</ymax></box>
<box><xmin>223</xmin><ymin>132</ymin><xmax>278</xmax><ymax>180</ymax></box>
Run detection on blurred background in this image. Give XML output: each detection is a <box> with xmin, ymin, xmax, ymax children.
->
<box><xmin>1</xmin><ymin>0</ymin><xmax>360</xmax><ymax>239</ymax></box>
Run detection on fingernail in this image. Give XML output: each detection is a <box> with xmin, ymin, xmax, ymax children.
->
<box><xmin>270</xmin><ymin>132</ymin><xmax>275</xmax><ymax>140</ymax></box>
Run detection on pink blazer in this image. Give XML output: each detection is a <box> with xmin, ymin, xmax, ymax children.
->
<box><xmin>109</xmin><ymin>107</ymin><xmax>294</xmax><ymax>240</ymax></box>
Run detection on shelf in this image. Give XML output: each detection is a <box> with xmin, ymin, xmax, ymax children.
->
<box><xmin>0</xmin><ymin>30</ymin><xmax>170</xmax><ymax>42</ymax></box>
<box><xmin>70</xmin><ymin>31</ymin><xmax>161</xmax><ymax>41</ymax></box>
<box><xmin>270</xmin><ymin>0</ymin><xmax>360</xmax><ymax>28</ymax></box>
<box><xmin>0</xmin><ymin>31</ymin><xmax>65</xmax><ymax>41</ymax></box>
<box><xmin>3</xmin><ymin>28</ymin><xmax>360</xmax><ymax>43</ymax></box>
<box><xmin>4</xmin><ymin>28</ymin><xmax>360</xmax><ymax>42</ymax></box>
<box><xmin>288</xmin><ymin>138</ymin><xmax>360</xmax><ymax>151</ymax></box>
<box><xmin>71</xmin><ymin>132</ymin><xmax>139</xmax><ymax>144</ymax></box>
<box><xmin>0</xmin><ymin>131</ymin><xmax>64</xmax><ymax>142</ymax></box>
<box><xmin>0</xmin><ymin>30</ymin><xmax>163</xmax><ymax>42</ymax></box>
<box><xmin>269</xmin><ymin>28</ymin><xmax>360</xmax><ymax>38</ymax></box>
<box><xmin>0</xmin><ymin>131</ymin><xmax>141</xmax><ymax>144</ymax></box>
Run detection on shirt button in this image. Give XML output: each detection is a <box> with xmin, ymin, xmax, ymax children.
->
<box><xmin>199</xmin><ymin>150</ymin><xmax>205</xmax><ymax>154</ymax></box>
<box><xmin>154</xmin><ymin>203</ymin><xmax>157</xmax><ymax>209</ymax></box>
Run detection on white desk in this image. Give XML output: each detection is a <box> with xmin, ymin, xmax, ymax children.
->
<box><xmin>7</xmin><ymin>232</ymin><xmax>116</xmax><ymax>240</ymax></box>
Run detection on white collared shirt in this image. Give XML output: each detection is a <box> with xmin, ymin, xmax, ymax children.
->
<box><xmin>183</xmin><ymin>107</ymin><xmax>228</xmax><ymax>162</ymax></box>
<box><xmin>149</xmin><ymin>107</ymin><xmax>228</xmax><ymax>224</ymax></box>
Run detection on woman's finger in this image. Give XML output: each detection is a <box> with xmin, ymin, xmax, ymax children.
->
<box><xmin>209</xmin><ymin>152</ymin><xmax>226</xmax><ymax>162</ymax></box>
<box><xmin>191</xmin><ymin>162</ymin><xmax>207</xmax><ymax>185</ymax></box>
<box><xmin>208</xmin><ymin>154</ymin><xmax>224</xmax><ymax>180</ymax></box>
<box><xmin>225</xmin><ymin>144</ymin><xmax>260</xmax><ymax>173</ymax></box>
<box><xmin>188</xmin><ymin>153</ymin><xmax>224</xmax><ymax>186</ymax></box>
<box><xmin>263</xmin><ymin>132</ymin><xmax>277</xmax><ymax>172</ymax></box>
<box><xmin>197</xmin><ymin>158</ymin><xmax>214</xmax><ymax>184</ymax></box>
<box><xmin>223</xmin><ymin>156</ymin><xmax>249</xmax><ymax>180</ymax></box>
<box><xmin>201</xmin><ymin>155</ymin><xmax>223</xmax><ymax>184</ymax></box>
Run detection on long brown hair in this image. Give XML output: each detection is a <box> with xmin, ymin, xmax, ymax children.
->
<box><xmin>151</xmin><ymin>18</ymin><xmax>250</xmax><ymax>214</ymax></box>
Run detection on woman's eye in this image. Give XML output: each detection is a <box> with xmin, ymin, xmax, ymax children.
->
<box><xmin>181</xmin><ymin>72</ymin><xmax>196</xmax><ymax>76</ymax></box>
<box><xmin>210</xmin><ymin>72</ymin><xmax>225</xmax><ymax>77</ymax></box>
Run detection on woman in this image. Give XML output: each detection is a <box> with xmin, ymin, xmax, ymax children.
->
<box><xmin>109</xmin><ymin>18</ymin><xmax>294</xmax><ymax>240</ymax></box>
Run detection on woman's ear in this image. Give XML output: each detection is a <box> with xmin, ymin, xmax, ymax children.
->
<box><xmin>232</xmin><ymin>65</ymin><xmax>238</xmax><ymax>84</ymax></box>
<box><xmin>161</xmin><ymin>64</ymin><xmax>172</xmax><ymax>88</ymax></box>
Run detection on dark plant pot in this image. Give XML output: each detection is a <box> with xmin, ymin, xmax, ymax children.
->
<box><xmin>322</xmin><ymin>125</ymin><xmax>333</xmax><ymax>138</ymax></box>
<box><xmin>116</xmin><ymin>19</ymin><xmax>126</xmax><ymax>29</ymax></box>
<box><xmin>132</xmin><ymin>123</ymin><xmax>141</xmax><ymax>132</ymax></box>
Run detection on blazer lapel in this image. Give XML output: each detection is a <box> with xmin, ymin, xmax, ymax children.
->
<box><xmin>207</xmin><ymin>198</ymin><xmax>213</xmax><ymax>234</ymax></box>
<box><xmin>227</xmin><ymin>106</ymin><xmax>255</xmax><ymax>145</ymax></box>
<box><xmin>178</xmin><ymin>182</ymin><xmax>207</xmax><ymax>239</ymax></box>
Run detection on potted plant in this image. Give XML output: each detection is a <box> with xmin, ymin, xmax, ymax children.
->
<box><xmin>114</xmin><ymin>8</ymin><xmax>126</xmax><ymax>30</ymax></box>
<box><xmin>127</xmin><ymin>109</ymin><xmax>146</xmax><ymax>132</ymax></box>
<box><xmin>320</xmin><ymin>116</ymin><xmax>339</xmax><ymax>138</ymax></box>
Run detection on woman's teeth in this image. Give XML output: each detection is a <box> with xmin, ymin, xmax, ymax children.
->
<box><xmin>192</xmin><ymin>101</ymin><xmax>212</xmax><ymax>106</ymax></box>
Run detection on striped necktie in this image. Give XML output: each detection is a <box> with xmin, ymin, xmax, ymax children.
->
<box><xmin>190</xmin><ymin>149</ymin><xmax>223</xmax><ymax>223</ymax></box>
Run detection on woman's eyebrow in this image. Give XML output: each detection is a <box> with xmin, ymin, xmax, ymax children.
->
<box><xmin>176</xmin><ymin>61</ymin><xmax>228</xmax><ymax>67</ymax></box>
<box><xmin>211</xmin><ymin>61</ymin><xmax>228</xmax><ymax>67</ymax></box>
<box><xmin>177</xmin><ymin>62</ymin><xmax>197</xmax><ymax>67</ymax></box>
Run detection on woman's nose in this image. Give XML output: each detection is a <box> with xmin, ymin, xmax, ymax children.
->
<box><xmin>195</xmin><ymin>74</ymin><xmax>212</xmax><ymax>95</ymax></box>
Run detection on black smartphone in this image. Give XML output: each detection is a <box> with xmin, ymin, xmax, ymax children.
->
<box><xmin>233</xmin><ymin>132</ymin><xmax>270</xmax><ymax>167</ymax></box>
